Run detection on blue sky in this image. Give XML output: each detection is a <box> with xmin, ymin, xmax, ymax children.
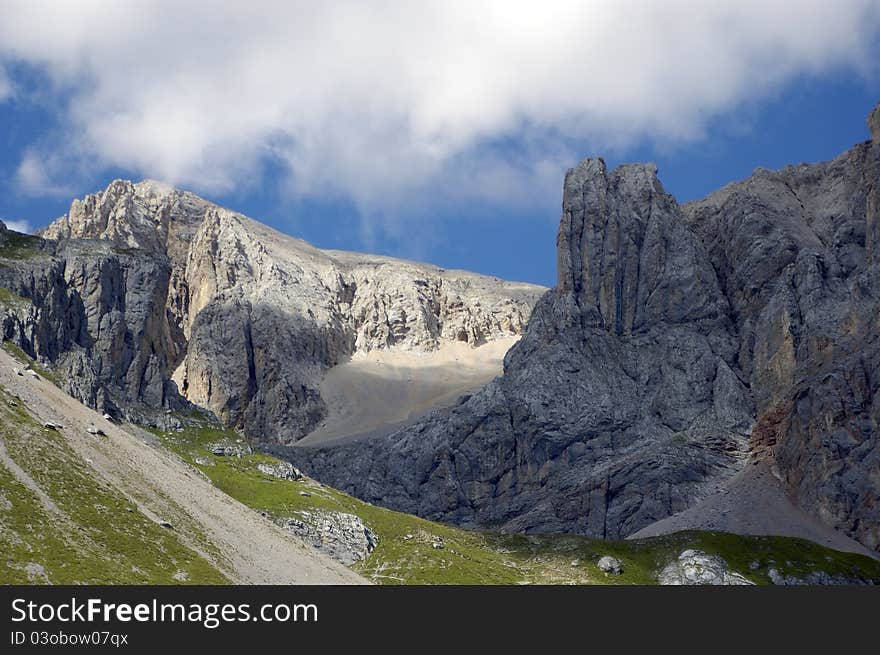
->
<box><xmin>1</xmin><ymin>3</ymin><xmax>879</xmax><ymax>287</ymax></box>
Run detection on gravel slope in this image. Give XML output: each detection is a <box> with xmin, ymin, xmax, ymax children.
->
<box><xmin>0</xmin><ymin>349</ymin><xmax>367</xmax><ymax>584</ymax></box>
<box><xmin>297</xmin><ymin>337</ymin><xmax>516</xmax><ymax>447</ymax></box>
<box><xmin>628</xmin><ymin>461</ymin><xmax>879</xmax><ymax>560</ymax></box>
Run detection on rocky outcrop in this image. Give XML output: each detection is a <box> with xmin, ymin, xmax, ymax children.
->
<box><xmin>766</xmin><ymin>568</ymin><xmax>873</xmax><ymax>586</ymax></box>
<box><xmin>295</xmin><ymin>159</ymin><xmax>754</xmax><ymax>539</ymax></box>
<box><xmin>278</xmin><ymin>510</ymin><xmax>378</xmax><ymax>565</ymax></box>
<box><xmin>296</xmin><ymin>102</ymin><xmax>880</xmax><ymax>553</ymax></box>
<box><xmin>208</xmin><ymin>441</ymin><xmax>253</xmax><ymax>457</ymax></box>
<box><xmin>657</xmin><ymin>550</ymin><xmax>753</xmax><ymax>585</ymax></box>
<box><xmin>2</xmin><ymin>181</ymin><xmax>543</xmax><ymax>439</ymax></box>
<box><xmin>0</xmin><ymin>232</ymin><xmax>196</xmax><ymax>423</ymax></box>
<box><xmin>257</xmin><ymin>461</ymin><xmax>301</xmax><ymax>480</ymax></box>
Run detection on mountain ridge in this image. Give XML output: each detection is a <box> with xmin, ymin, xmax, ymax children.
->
<box><xmin>3</xmin><ymin>101</ymin><xmax>879</xmax><ymax>560</ymax></box>
<box><xmin>3</xmin><ymin>182</ymin><xmax>544</xmax><ymax>445</ymax></box>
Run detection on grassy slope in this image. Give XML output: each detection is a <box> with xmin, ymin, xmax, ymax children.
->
<box><xmin>0</xmin><ymin>387</ymin><xmax>228</xmax><ymax>584</ymax></box>
<box><xmin>154</xmin><ymin>424</ymin><xmax>880</xmax><ymax>585</ymax></box>
<box><xmin>0</xmin><ymin>231</ymin><xmax>43</xmax><ymax>260</ymax></box>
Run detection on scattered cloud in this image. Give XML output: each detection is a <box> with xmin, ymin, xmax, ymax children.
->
<box><xmin>14</xmin><ymin>149</ymin><xmax>76</xmax><ymax>198</ymax></box>
<box><xmin>3</xmin><ymin>219</ymin><xmax>32</xmax><ymax>234</ymax></box>
<box><xmin>0</xmin><ymin>66</ymin><xmax>11</xmax><ymax>102</ymax></box>
<box><xmin>0</xmin><ymin>1</ymin><xmax>878</xmax><ymax>214</ymax></box>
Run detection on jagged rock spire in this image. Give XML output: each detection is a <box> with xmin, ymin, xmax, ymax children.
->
<box><xmin>556</xmin><ymin>158</ymin><xmax>727</xmax><ymax>335</ymax></box>
<box><xmin>869</xmin><ymin>100</ymin><xmax>880</xmax><ymax>144</ymax></box>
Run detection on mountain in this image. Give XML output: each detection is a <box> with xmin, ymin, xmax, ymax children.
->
<box><xmin>3</xmin><ymin>101</ymin><xmax>879</xmax><ymax>576</ymax></box>
<box><xmin>295</xmin><ymin>102</ymin><xmax>880</xmax><ymax>555</ymax></box>
<box><xmin>0</xmin><ymin>183</ymin><xmax>543</xmax><ymax>445</ymax></box>
<box><xmin>4</xmin><ymin>102</ymin><xmax>880</xmax><ymax>585</ymax></box>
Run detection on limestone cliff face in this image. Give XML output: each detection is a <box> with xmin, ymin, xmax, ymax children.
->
<box><xmin>297</xmin><ymin>102</ymin><xmax>880</xmax><ymax>552</ymax></box>
<box><xmin>16</xmin><ymin>183</ymin><xmax>543</xmax><ymax>441</ymax></box>
<box><xmin>0</xmin><ymin>222</ymin><xmax>200</xmax><ymax>422</ymax></box>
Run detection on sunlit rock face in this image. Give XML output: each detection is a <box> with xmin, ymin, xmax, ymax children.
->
<box><xmin>4</xmin><ymin>180</ymin><xmax>544</xmax><ymax>439</ymax></box>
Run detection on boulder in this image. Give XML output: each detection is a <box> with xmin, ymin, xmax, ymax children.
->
<box><xmin>767</xmin><ymin>567</ymin><xmax>873</xmax><ymax>586</ymax></box>
<box><xmin>658</xmin><ymin>550</ymin><xmax>753</xmax><ymax>585</ymax></box>
<box><xmin>597</xmin><ymin>555</ymin><xmax>623</xmax><ymax>575</ymax></box>
<box><xmin>280</xmin><ymin>510</ymin><xmax>378</xmax><ymax>565</ymax></box>
<box><xmin>257</xmin><ymin>461</ymin><xmax>301</xmax><ymax>480</ymax></box>
<box><xmin>208</xmin><ymin>442</ymin><xmax>253</xmax><ymax>457</ymax></box>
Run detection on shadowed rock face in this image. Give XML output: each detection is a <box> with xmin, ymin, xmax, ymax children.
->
<box><xmin>295</xmin><ymin>159</ymin><xmax>755</xmax><ymax>539</ymax></box>
<box><xmin>0</xmin><ymin>237</ymin><xmax>195</xmax><ymax>423</ymax></box>
<box><xmin>1</xmin><ymin>182</ymin><xmax>543</xmax><ymax>438</ymax></box>
<box><xmin>682</xmin><ymin>103</ymin><xmax>880</xmax><ymax>552</ymax></box>
<box><xmin>297</xmin><ymin>102</ymin><xmax>880</xmax><ymax>551</ymax></box>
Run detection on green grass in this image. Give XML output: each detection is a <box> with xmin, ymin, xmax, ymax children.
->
<box><xmin>152</xmin><ymin>423</ymin><xmax>880</xmax><ymax>585</ymax></box>
<box><xmin>0</xmin><ymin>287</ymin><xmax>30</xmax><ymax>311</ymax></box>
<box><xmin>0</xmin><ymin>460</ymin><xmax>91</xmax><ymax>584</ymax></box>
<box><xmin>0</xmin><ymin>231</ymin><xmax>43</xmax><ymax>260</ymax></box>
<box><xmin>1</xmin><ymin>340</ymin><xmax>61</xmax><ymax>386</ymax></box>
<box><xmin>0</xmin><ymin>387</ymin><xmax>228</xmax><ymax>584</ymax></box>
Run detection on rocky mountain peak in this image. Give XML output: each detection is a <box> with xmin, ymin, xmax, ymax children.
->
<box><xmin>870</xmin><ymin>101</ymin><xmax>880</xmax><ymax>144</ymax></box>
<box><xmin>556</xmin><ymin>157</ymin><xmax>727</xmax><ymax>336</ymax></box>
<box><xmin>10</xmin><ymin>180</ymin><xmax>545</xmax><ymax>443</ymax></box>
<box><xmin>41</xmin><ymin>178</ymin><xmax>213</xmax><ymax>255</ymax></box>
<box><xmin>300</xmin><ymin>154</ymin><xmax>754</xmax><ymax>539</ymax></box>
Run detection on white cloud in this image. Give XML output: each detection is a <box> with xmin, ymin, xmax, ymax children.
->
<box><xmin>3</xmin><ymin>219</ymin><xmax>32</xmax><ymax>234</ymax></box>
<box><xmin>0</xmin><ymin>0</ymin><xmax>878</xmax><ymax>214</ymax></box>
<box><xmin>0</xmin><ymin>65</ymin><xmax>12</xmax><ymax>102</ymax></box>
<box><xmin>14</xmin><ymin>149</ymin><xmax>75</xmax><ymax>198</ymax></box>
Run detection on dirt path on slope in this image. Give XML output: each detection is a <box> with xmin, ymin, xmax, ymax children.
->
<box><xmin>0</xmin><ymin>350</ymin><xmax>367</xmax><ymax>584</ymax></box>
<box><xmin>628</xmin><ymin>461</ymin><xmax>879</xmax><ymax>560</ymax></box>
<box><xmin>297</xmin><ymin>337</ymin><xmax>516</xmax><ymax>447</ymax></box>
